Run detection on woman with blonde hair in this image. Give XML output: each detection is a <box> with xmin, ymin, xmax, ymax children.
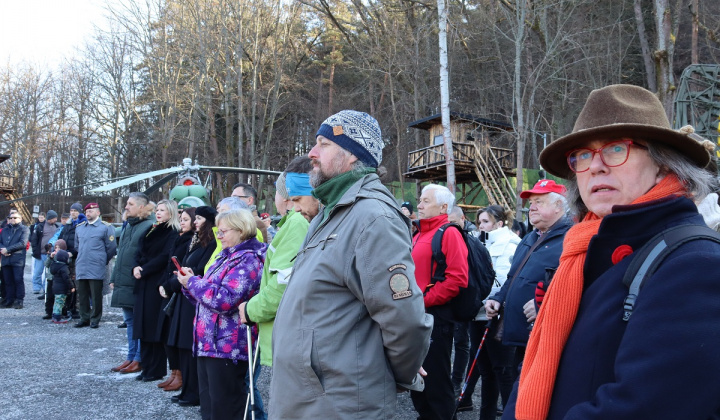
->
<box><xmin>132</xmin><ymin>198</ymin><xmax>180</xmax><ymax>381</ymax></box>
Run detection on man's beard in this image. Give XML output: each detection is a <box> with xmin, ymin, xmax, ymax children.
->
<box><xmin>309</xmin><ymin>153</ymin><xmax>350</xmax><ymax>188</ymax></box>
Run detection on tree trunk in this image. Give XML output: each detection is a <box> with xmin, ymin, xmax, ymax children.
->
<box><xmin>634</xmin><ymin>0</ymin><xmax>657</xmax><ymax>92</ymax></box>
<box><xmin>513</xmin><ymin>0</ymin><xmax>528</xmax><ymax>216</ymax></box>
<box><xmin>437</xmin><ymin>0</ymin><xmax>455</xmax><ymax>194</ymax></box>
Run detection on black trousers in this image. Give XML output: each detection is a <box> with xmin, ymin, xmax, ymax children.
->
<box><xmin>197</xmin><ymin>357</ymin><xmax>248</xmax><ymax>420</ymax></box>
<box><xmin>0</xmin><ymin>267</ymin><xmax>5</xmax><ymax>300</ymax></box>
<box><xmin>178</xmin><ymin>348</ymin><xmax>199</xmax><ymax>403</ymax></box>
<box><xmin>140</xmin><ymin>340</ymin><xmax>167</xmax><ymax>378</ymax></box>
<box><xmin>462</xmin><ymin>320</ymin><xmax>517</xmax><ymax>419</ymax></box>
<box><xmin>411</xmin><ymin>316</ymin><xmax>456</xmax><ymax>420</ymax></box>
<box><xmin>76</xmin><ymin>279</ymin><xmax>103</xmax><ymax>324</ymax></box>
<box><xmin>451</xmin><ymin>321</ymin><xmax>470</xmax><ymax>392</ymax></box>
<box><xmin>2</xmin><ymin>265</ymin><xmax>25</xmax><ymax>303</ymax></box>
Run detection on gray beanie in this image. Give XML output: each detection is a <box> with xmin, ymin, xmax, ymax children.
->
<box><xmin>315</xmin><ymin>110</ymin><xmax>383</xmax><ymax>168</ymax></box>
<box><xmin>276</xmin><ymin>172</ymin><xmax>289</xmax><ymax>200</ymax></box>
<box><xmin>46</xmin><ymin>210</ymin><xmax>58</xmax><ymax>220</ymax></box>
<box><xmin>70</xmin><ymin>202</ymin><xmax>83</xmax><ymax>212</ymax></box>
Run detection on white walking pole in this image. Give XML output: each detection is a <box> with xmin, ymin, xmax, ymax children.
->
<box><xmin>245</xmin><ymin>325</ymin><xmax>256</xmax><ymax>420</ymax></box>
<box><xmin>243</xmin><ymin>337</ymin><xmax>261</xmax><ymax>420</ymax></box>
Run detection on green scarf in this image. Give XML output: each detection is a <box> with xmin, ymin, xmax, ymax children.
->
<box><xmin>313</xmin><ymin>167</ymin><xmax>375</xmax><ymax>220</ymax></box>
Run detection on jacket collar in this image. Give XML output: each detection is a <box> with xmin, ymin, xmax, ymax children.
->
<box><xmin>416</xmin><ymin>213</ymin><xmax>450</xmax><ymax>233</ymax></box>
<box><xmin>219</xmin><ymin>237</ymin><xmax>266</xmax><ymax>260</ymax></box>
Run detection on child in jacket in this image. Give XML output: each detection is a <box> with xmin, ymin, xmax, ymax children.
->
<box><xmin>49</xmin><ymin>247</ymin><xmax>74</xmax><ymax>324</ymax></box>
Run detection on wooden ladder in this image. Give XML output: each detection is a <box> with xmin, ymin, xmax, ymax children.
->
<box><xmin>2</xmin><ymin>190</ymin><xmax>32</xmax><ymax>224</ymax></box>
<box><xmin>472</xmin><ymin>142</ymin><xmax>516</xmax><ymax>210</ymax></box>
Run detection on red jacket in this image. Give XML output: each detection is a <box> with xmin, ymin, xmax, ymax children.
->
<box><xmin>412</xmin><ymin>214</ymin><xmax>468</xmax><ymax>308</ymax></box>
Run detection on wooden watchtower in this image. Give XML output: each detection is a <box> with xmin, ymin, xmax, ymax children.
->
<box><xmin>0</xmin><ymin>154</ymin><xmax>32</xmax><ymax>223</ymax></box>
<box><xmin>403</xmin><ymin>112</ymin><xmax>517</xmax><ymax>210</ymax></box>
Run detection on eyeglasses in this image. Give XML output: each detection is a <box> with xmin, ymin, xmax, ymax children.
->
<box><xmin>216</xmin><ymin>228</ymin><xmax>236</xmax><ymax>238</ymax></box>
<box><xmin>566</xmin><ymin>139</ymin><xmax>648</xmax><ymax>173</ymax></box>
<box><xmin>232</xmin><ymin>195</ymin><xmax>250</xmax><ymax>199</ymax></box>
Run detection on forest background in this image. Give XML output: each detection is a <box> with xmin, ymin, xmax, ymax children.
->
<box><xmin>0</xmin><ymin>0</ymin><xmax>718</xmax><ymax>216</ymax></box>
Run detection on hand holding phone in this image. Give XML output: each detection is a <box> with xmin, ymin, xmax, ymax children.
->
<box><xmin>171</xmin><ymin>256</ymin><xmax>186</xmax><ymax>276</ymax></box>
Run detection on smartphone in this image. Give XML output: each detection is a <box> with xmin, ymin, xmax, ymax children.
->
<box><xmin>171</xmin><ymin>256</ymin><xmax>186</xmax><ymax>276</ymax></box>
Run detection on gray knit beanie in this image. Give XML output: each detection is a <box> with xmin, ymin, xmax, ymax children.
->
<box><xmin>276</xmin><ymin>172</ymin><xmax>289</xmax><ymax>200</ymax></box>
<box><xmin>315</xmin><ymin>110</ymin><xmax>383</xmax><ymax>168</ymax></box>
<box><xmin>70</xmin><ymin>202</ymin><xmax>83</xmax><ymax>212</ymax></box>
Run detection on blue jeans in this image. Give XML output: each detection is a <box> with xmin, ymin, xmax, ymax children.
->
<box><xmin>32</xmin><ymin>257</ymin><xmax>45</xmax><ymax>293</ymax></box>
<box><xmin>122</xmin><ymin>307</ymin><xmax>141</xmax><ymax>362</ymax></box>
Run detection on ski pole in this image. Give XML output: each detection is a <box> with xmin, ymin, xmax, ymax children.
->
<box><xmin>454</xmin><ymin>318</ymin><xmax>494</xmax><ymax>415</ymax></box>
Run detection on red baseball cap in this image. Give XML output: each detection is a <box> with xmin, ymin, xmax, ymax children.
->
<box><xmin>519</xmin><ymin>179</ymin><xmax>567</xmax><ymax>199</ymax></box>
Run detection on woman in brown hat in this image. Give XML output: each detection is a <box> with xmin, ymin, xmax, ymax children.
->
<box><xmin>503</xmin><ymin>84</ymin><xmax>720</xmax><ymax>420</ymax></box>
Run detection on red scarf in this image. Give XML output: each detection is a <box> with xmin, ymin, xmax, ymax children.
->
<box><xmin>515</xmin><ymin>174</ymin><xmax>686</xmax><ymax>420</ymax></box>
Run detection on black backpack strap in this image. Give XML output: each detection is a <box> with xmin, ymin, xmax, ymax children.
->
<box><xmin>429</xmin><ymin>223</ymin><xmax>465</xmax><ymax>288</ymax></box>
<box><xmin>622</xmin><ymin>225</ymin><xmax>720</xmax><ymax>322</ymax></box>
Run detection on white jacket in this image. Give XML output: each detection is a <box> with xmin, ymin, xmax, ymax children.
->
<box><xmin>476</xmin><ymin>226</ymin><xmax>520</xmax><ymax>320</ymax></box>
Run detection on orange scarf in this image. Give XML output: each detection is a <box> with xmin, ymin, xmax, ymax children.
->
<box><xmin>515</xmin><ymin>174</ymin><xmax>686</xmax><ymax>420</ymax></box>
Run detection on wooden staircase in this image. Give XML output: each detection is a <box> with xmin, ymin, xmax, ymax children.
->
<box><xmin>0</xmin><ymin>176</ymin><xmax>32</xmax><ymax>223</ymax></box>
<box><xmin>472</xmin><ymin>142</ymin><xmax>516</xmax><ymax>210</ymax></box>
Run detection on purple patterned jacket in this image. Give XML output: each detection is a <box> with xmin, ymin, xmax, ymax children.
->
<box><xmin>182</xmin><ymin>238</ymin><xmax>266</xmax><ymax>360</ymax></box>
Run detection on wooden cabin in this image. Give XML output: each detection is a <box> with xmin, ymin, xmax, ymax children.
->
<box><xmin>404</xmin><ymin>112</ymin><xmax>517</xmax><ymax>209</ymax></box>
<box><xmin>0</xmin><ymin>154</ymin><xmax>32</xmax><ymax>223</ymax></box>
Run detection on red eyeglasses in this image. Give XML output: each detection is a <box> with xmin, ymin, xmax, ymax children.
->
<box><xmin>566</xmin><ymin>139</ymin><xmax>648</xmax><ymax>173</ymax></box>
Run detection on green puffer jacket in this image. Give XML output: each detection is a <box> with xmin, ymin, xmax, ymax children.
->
<box><xmin>110</xmin><ymin>217</ymin><xmax>153</xmax><ymax>309</ymax></box>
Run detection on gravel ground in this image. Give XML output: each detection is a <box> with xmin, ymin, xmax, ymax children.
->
<box><xmin>0</xmin><ymin>256</ymin><xmax>487</xmax><ymax>419</ymax></box>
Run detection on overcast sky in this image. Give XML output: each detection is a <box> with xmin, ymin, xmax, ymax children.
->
<box><xmin>0</xmin><ymin>0</ymin><xmax>114</xmax><ymax>69</ymax></box>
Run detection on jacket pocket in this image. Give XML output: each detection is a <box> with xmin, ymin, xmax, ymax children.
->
<box><xmin>300</xmin><ymin>328</ymin><xmax>325</xmax><ymax>397</ymax></box>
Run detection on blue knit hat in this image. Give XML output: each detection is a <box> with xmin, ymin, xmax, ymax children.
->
<box><xmin>55</xmin><ymin>249</ymin><xmax>69</xmax><ymax>264</ymax></box>
<box><xmin>315</xmin><ymin>110</ymin><xmax>383</xmax><ymax>167</ymax></box>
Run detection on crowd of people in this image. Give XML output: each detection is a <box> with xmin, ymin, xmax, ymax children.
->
<box><xmin>1</xmin><ymin>84</ymin><xmax>720</xmax><ymax>420</ymax></box>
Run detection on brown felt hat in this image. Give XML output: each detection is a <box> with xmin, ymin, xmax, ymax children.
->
<box><xmin>540</xmin><ymin>84</ymin><xmax>711</xmax><ymax>179</ymax></box>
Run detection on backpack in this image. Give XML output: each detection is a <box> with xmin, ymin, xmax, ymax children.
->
<box><xmin>430</xmin><ymin>223</ymin><xmax>495</xmax><ymax>322</ymax></box>
<box><xmin>622</xmin><ymin>224</ymin><xmax>720</xmax><ymax>322</ymax></box>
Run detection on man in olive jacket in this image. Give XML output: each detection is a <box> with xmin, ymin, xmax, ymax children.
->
<box><xmin>109</xmin><ymin>192</ymin><xmax>153</xmax><ymax>373</ymax></box>
<box><xmin>270</xmin><ymin>111</ymin><xmax>433</xmax><ymax>419</ymax></box>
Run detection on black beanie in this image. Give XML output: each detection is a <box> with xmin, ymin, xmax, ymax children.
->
<box><xmin>195</xmin><ymin>206</ymin><xmax>217</xmax><ymax>225</ymax></box>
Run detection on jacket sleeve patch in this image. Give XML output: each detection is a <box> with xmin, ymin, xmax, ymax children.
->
<box><xmin>388</xmin><ymin>263</ymin><xmax>407</xmax><ymax>272</ymax></box>
<box><xmin>390</xmin><ymin>273</ymin><xmax>412</xmax><ymax>300</ymax></box>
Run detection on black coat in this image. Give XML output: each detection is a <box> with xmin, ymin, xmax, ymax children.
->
<box><xmin>59</xmin><ymin>214</ymin><xmax>87</xmax><ymax>256</ymax></box>
<box><xmin>490</xmin><ymin>216</ymin><xmax>572</xmax><ymax>346</ymax></box>
<box><xmin>166</xmin><ymin>238</ymin><xmax>217</xmax><ymax>350</ymax></box>
<box><xmin>156</xmin><ymin>232</ymin><xmax>193</xmax><ymax>339</ymax></box>
<box><xmin>0</xmin><ymin>223</ymin><xmax>30</xmax><ymax>266</ymax></box>
<box><xmin>50</xmin><ymin>261</ymin><xmax>73</xmax><ymax>295</ymax></box>
<box><xmin>132</xmin><ymin>223</ymin><xmax>178</xmax><ymax>342</ymax></box>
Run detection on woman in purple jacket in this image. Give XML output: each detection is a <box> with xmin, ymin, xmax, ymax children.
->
<box><xmin>177</xmin><ymin>208</ymin><xmax>266</xmax><ymax>420</ymax></box>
